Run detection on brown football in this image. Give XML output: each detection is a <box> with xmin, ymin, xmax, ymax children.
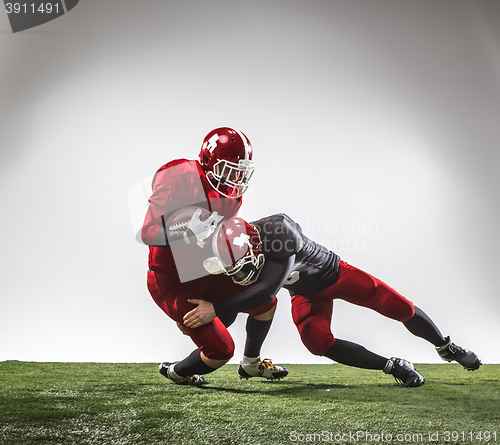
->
<box><xmin>166</xmin><ymin>206</ymin><xmax>211</xmax><ymax>231</ymax></box>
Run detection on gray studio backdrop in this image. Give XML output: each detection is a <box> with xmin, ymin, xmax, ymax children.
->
<box><xmin>1</xmin><ymin>0</ymin><xmax>499</xmax><ymax>364</ymax></box>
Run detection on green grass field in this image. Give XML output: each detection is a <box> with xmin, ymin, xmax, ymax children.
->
<box><xmin>1</xmin><ymin>361</ymin><xmax>499</xmax><ymax>445</ymax></box>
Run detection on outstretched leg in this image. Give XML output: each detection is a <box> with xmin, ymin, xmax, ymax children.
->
<box><xmin>327</xmin><ymin>262</ymin><xmax>481</xmax><ymax>371</ymax></box>
<box><xmin>291</xmin><ymin>294</ymin><xmax>424</xmax><ymax>387</ymax></box>
<box><xmin>325</xmin><ymin>339</ymin><xmax>424</xmax><ymax>387</ymax></box>
<box><xmin>404</xmin><ymin>306</ymin><xmax>481</xmax><ymax>370</ymax></box>
<box><xmin>325</xmin><ymin>339</ymin><xmax>388</xmax><ymax>369</ymax></box>
<box><xmin>403</xmin><ymin>306</ymin><xmax>447</xmax><ymax>346</ymax></box>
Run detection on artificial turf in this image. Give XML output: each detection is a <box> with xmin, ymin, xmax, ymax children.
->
<box><xmin>1</xmin><ymin>361</ymin><xmax>498</xmax><ymax>444</ymax></box>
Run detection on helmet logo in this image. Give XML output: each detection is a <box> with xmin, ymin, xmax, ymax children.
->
<box><xmin>285</xmin><ymin>270</ymin><xmax>300</xmax><ymax>285</ymax></box>
<box><xmin>207</xmin><ymin>134</ymin><xmax>219</xmax><ymax>153</ymax></box>
<box><xmin>232</xmin><ymin>233</ymin><xmax>251</xmax><ymax>248</ymax></box>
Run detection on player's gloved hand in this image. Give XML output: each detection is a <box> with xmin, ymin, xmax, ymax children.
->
<box><xmin>187</xmin><ymin>209</ymin><xmax>223</xmax><ymax>247</ymax></box>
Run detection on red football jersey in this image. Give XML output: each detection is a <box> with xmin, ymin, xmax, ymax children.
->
<box><xmin>141</xmin><ymin>159</ymin><xmax>242</xmax><ymax>279</ymax></box>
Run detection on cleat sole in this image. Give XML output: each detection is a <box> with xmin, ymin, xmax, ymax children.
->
<box><xmin>466</xmin><ymin>360</ymin><xmax>482</xmax><ymax>371</ymax></box>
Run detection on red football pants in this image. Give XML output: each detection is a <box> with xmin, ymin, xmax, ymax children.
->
<box><xmin>147</xmin><ymin>271</ymin><xmax>277</xmax><ymax>360</ymax></box>
<box><xmin>291</xmin><ymin>260</ymin><xmax>415</xmax><ymax>356</ymax></box>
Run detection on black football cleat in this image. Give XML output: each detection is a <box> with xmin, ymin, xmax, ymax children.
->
<box><xmin>384</xmin><ymin>357</ymin><xmax>425</xmax><ymax>387</ymax></box>
<box><xmin>436</xmin><ymin>337</ymin><xmax>481</xmax><ymax>371</ymax></box>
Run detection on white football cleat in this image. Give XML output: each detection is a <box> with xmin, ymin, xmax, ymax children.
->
<box><xmin>237</xmin><ymin>358</ymin><xmax>288</xmax><ymax>380</ymax></box>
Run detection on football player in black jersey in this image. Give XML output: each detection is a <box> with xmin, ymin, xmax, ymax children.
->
<box><xmin>183</xmin><ymin>213</ymin><xmax>481</xmax><ymax>387</ymax></box>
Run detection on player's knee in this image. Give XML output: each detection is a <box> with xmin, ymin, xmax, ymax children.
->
<box><xmin>307</xmin><ymin>341</ymin><xmax>335</xmax><ymax>356</ymax></box>
<box><xmin>202</xmin><ymin>341</ymin><xmax>235</xmax><ymax>361</ymax></box>
<box><xmin>398</xmin><ymin>300</ymin><xmax>415</xmax><ymax>322</ymax></box>
<box><xmin>203</xmin><ymin>349</ymin><xmax>234</xmax><ymax>361</ymax></box>
<box><xmin>383</xmin><ymin>297</ymin><xmax>415</xmax><ymax>322</ymax></box>
<box><xmin>251</xmin><ymin>305</ymin><xmax>276</xmax><ymax>321</ymax></box>
<box><xmin>200</xmin><ymin>352</ymin><xmax>231</xmax><ymax>370</ymax></box>
<box><xmin>299</xmin><ymin>322</ymin><xmax>334</xmax><ymax>356</ymax></box>
<box><xmin>247</xmin><ymin>297</ymin><xmax>278</xmax><ymax>320</ymax></box>
<box><xmin>302</xmin><ymin>336</ymin><xmax>333</xmax><ymax>356</ymax></box>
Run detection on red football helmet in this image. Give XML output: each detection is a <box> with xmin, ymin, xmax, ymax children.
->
<box><xmin>203</xmin><ymin>217</ymin><xmax>265</xmax><ymax>286</ymax></box>
<box><xmin>199</xmin><ymin>127</ymin><xmax>255</xmax><ymax>199</ymax></box>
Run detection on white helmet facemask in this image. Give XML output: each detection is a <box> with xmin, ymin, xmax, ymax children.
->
<box><xmin>206</xmin><ymin>159</ymin><xmax>254</xmax><ymax>199</ymax></box>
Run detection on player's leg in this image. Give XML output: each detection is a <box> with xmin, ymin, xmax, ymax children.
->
<box><xmin>325</xmin><ymin>339</ymin><xmax>388</xmax><ymax>369</ymax></box>
<box><xmin>205</xmin><ymin>274</ymin><xmax>288</xmax><ymax>380</ymax></box>
<box><xmin>217</xmin><ymin>306</ymin><xmax>276</xmax><ymax>359</ymax></box>
<box><xmin>243</xmin><ymin>299</ymin><xmax>276</xmax><ymax>358</ymax></box>
<box><xmin>291</xmin><ymin>294</ymin><xmax>424</xmax><ymax>387</ymax></box>
<box><xmin>148</xmin><ymin>271</ymin><xmax>235</xmax><ymax>385</ymax></box>
<box><xmin>332</xmin><ymin>261</ymin><xmax>415</xmax><ymax>321</ymax></box>
<box><xmin>331</xmin><ymin>261</ymin><xmax>481</xmax><ymax>370</ymax></box>
<box><xmin>403</xmin><ymin>305</ymin><xmax>446</xmax><ymax>345</ymax></box>
<box><xmin>291</xmin><ymin>294</ymin><xmax>336</xmax><ymax>356</ymax></box>
<box><xmin>159</xmin><ymin>349</ymin><xmax>228</xmax><ymax>386</ymax></box>
<box><xmin>238</xmin><ymin>298</ymin><xmax>289</xmax><ymax>380</ymax></box>
<box><xmin>324</xmin><ymin>339</ymin><xmax>425</xmax><ymax>387</ymax></box>
<box><xmin>404</xmin><ymin>306</ymin><xmax>481</xmax><ymax>370</ymax></box>
<box><xmin>159</xmin><ymin>320</ymin><xmax>234</xmax><ymax>385</ymax></box>
<box><xmin>291</xmin><ymin>294</ymin><xmax>393</xmax><ymax>374</ymax></box>
<box><xmin>158</xmin><ymin>315</ymin><xmax>235</xmax><ymax>385</ymax></box>
<box><xmin>217</xmin><ymin>312</ymin><xmax>238</xmax><ymax>328</ymax></box>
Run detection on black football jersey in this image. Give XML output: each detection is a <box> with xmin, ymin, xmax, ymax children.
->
<box><xmin>250</xmin><ymin>214</ymin><xmax>340</xmax><ymax>295</ymax></box>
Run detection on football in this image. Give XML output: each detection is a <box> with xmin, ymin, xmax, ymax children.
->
<box><xmin>166</xmin><ymin>206</ymin><xmax>212</xmax><ymax>231</ymax></box>
<box><xmin>165</xmin><ymin>205</ymin><xmax>215</xmax><ymax>283</ymax></box>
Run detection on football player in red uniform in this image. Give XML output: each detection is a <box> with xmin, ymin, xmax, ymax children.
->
<box><xmin>141</xmin><ymin>128</ymin><xmax>287</xmax><ymax>385</ymax></box>
<box><xmin>184</xmin><ymin>213</ymin><xmax>481</xmax><ymax>387</ymax></box>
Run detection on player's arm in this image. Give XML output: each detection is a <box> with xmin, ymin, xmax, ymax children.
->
<box><xmin>183</xmin><ymin>256</ymin><xmax>295</xmax><ymax>329</ymax></box>
<box><xmin>214</xmin><ymin>256</ymin><xmax>295</xmax><ymax>313</ymax></box>
<box><xmin>141</xmin><ymin>160</ymin><xmax>216</xmax><ymax>246</ymax></box>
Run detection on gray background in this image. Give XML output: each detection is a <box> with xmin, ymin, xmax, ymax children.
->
<box><xmin>1</xmin><ymin>0</ymin><xmax>499</xmax><ymax>365</ymax></box>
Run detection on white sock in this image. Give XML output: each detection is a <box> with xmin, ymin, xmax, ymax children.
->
<box><xmin>242</xmin><ymin>355</ymin><xmax>260</xmax><ymax>365</ymax></box>
<box><xmin>168</xmin><ymin>364</ymin><xmax>184</xmax><ymax>381</ymax></box>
